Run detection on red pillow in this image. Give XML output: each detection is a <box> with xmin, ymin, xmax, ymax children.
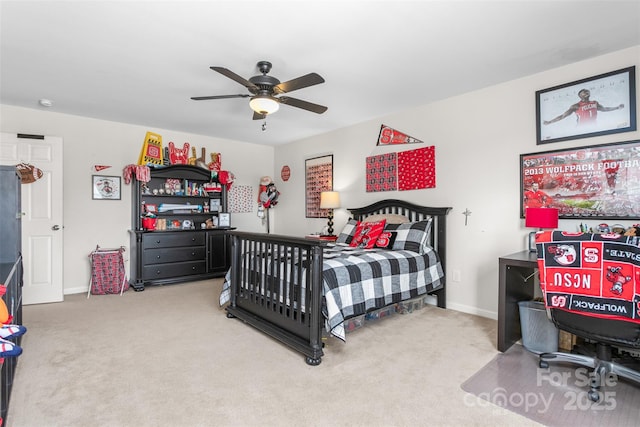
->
<box><xmin>349</xmin><ymin>219</ymin><xmax>386</xmax><ymax>249</ymax></box>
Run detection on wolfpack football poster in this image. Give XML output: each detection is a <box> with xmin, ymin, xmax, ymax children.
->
<box><xmin>520</xmin><ymin>140</ymin><xmax>640</xmax><ymax>219</ymax></box>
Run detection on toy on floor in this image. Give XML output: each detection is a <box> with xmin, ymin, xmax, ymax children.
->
<box><xmin>0</xmin><ymin>284</ymin><xmax>26</xmax><ymax>357</ymax></box>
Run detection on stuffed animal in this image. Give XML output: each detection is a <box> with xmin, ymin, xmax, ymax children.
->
<box><xmin>258</xmin><ymin>176</ymin><xmax>279</xmax><ymax>209</ymax></box>
<box><xmin>258</xmin><ymin>176</ymin><xmax>272</xmax><ymax>205</ymax></box>
<box><xmin>0</xmin><ymin>285</ymin><xmax>26</xmax><ymax>357</ymax></box>
<box><xmin>262</xmin><ymin>183</ymin><xmax>280</xmax><ymax>208</ymax></box>
<box><xmin>218</xmin><ymin>171</ymin><xmax>235</xmax><ymax>190</ymax></box>
<box><xmin>624</xmin><ymin>225</ymin><xmax>640</xmax><ymax>236</ymax></box>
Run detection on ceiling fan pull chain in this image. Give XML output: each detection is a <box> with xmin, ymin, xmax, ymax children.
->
<box><xmin>261</xmin><ymin>120</ymin><xmax>267</xmax><ymax>132</ymax></box>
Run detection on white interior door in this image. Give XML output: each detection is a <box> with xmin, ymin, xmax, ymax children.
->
<box><xmin>0</xmin><ymin>132</ymin><xmax>64</xmax><ymax>304</ymax></box>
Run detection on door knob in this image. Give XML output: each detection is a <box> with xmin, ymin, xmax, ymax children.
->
<box><xmin>52</xmin><ymin>225</ymin><xmax>61</xmax><ymax>231</ymax></box>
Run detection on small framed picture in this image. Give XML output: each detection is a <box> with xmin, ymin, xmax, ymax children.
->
<box><xmin>92</xmin><ymin>175</ymin><xmax>121</xmax><ymax>200</ymax></box>
<box><xmin>145</xmin><ymin>204</ymin><xmax>158</xmax><ymax>213</ymax></box>
<box><xmin>210</xmin><ymin>198</ymin><xmax>221</xmax><ymax>212</ymax></box>
<box><xmin>218</xmin><ymin>212</ymin><xmax>230</xmax><ymax>227</ymax></box>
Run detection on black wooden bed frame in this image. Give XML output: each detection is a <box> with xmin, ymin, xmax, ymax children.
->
<box><xmin>225</xmin><ymin>199</ymin><xmax>451</xmax><ymax>365</ymax></box>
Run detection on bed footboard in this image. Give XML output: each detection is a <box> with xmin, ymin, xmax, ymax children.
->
<box><xmin>226</xmin><ymin>231</ymin><xmax>326</xmax><ymax>365</ymax></box>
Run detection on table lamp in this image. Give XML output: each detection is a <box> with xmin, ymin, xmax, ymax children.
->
<box><xmin>525</xmin><ymin>207</ymin><xmax>559</xmax><ymax>252</ymax></box>
<box><xmin>320</xmin><ymin>191</ymin><xmax>340</xmax><ymax>235</ymax></box>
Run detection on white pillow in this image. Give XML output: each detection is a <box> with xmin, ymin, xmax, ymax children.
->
<box><xmin>335</xmin><ymin>219</ymin><xmax>359</xmax><ymax>244</ymax></box>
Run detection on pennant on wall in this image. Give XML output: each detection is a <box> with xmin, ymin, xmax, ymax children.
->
<box><xmin>377</xmin><ymin>124</ymin><xmax>423</xmax><ymax>145</ymax></box>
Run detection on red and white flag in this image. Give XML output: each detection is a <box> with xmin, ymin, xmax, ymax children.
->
<box><xmin>377</xmin><ymin>124</ymin><xmax>423</xmax><ymax>145</ymax></box>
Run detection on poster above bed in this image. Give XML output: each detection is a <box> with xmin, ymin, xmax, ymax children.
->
<box><xmin>366</xmin><ymin>146</ymin><xmax>435</xmax><ymax>192</ymax></box>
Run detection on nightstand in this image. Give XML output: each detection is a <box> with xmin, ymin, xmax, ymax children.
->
<box><xmin>305</xmin><ymin>234</ymin><xmax>337</xmax><ymax>242</ymax></box>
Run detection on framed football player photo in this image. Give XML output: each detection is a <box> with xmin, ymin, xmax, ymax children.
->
<box><xmin>536</xmin><ymin>66</ymin><xmax>636</xmax><ymax>145</ymax></box>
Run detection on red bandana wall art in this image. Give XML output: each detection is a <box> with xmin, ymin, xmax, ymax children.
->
<box><xmin>366</xmin><ymin>153</ymin><xmax>397</xmax><ymax>192</ymax></box>
<box><xmin>397</xmin><ymin>146</ymin><xmax>436</xmax><ymax>191</ymax></box>
<box><xmin>366</xmin><ymin>146</ymin><xmax>436</xmax><ymax>192</ymax></box>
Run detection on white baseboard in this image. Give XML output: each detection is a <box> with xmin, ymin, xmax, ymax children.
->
<box><xmin>64</xmin><ymin>286</ymin><xmax>88</xmax><ymax>295</ymax></box>
<box><xmin>423</xmin><ymin>295</ymin><xmax>497</xmax><ymax>320</ymax></box>
<box><xmin>447</xmin><ymin>301</ymin><xmax>497</xmax><ymax>320</ymax></box>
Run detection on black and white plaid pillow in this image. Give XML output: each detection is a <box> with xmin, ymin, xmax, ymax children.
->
<box><xmin>335</xmin><ymin>219</ymin><xmax>359</xmax><ymax>244</ymax></box>
<box><xmin>384</xmin><ymin>219</ymin><xmax>433</xmax><ymax>253</ymax></box>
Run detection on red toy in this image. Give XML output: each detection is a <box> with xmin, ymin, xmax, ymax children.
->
<box><xmin>0</xmin><ymin>285</ymin><xmax>26</xmax><ymax>357</ymax></box>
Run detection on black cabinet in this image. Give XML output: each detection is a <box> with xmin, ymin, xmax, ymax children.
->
<box><xmin>129</xmin><ymin>165</ymin><xmax>233</xmax><ymax>291</ymax></box>
<box><xmin>208</xmin><ymin>231</ymin><xmax>229</xmax><ymax>274</ymax></box>
<box><xmin>0</xmin><ymin>166</ymin><xmax>23</xmax><ymax>426</ymax></box>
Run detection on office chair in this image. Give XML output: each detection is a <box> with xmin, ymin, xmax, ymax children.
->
<box><xmin>535</xmin><ymin>230</ymin><xmax>640</xmax><ymax>402</ymax></box>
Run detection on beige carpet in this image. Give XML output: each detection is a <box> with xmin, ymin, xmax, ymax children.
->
<box><xmin>7</xmin><ymin>279</ymin><xmax>539</xmax><ymax>427</ymax></box>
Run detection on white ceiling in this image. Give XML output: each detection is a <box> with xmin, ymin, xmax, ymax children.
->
<box><xmin>1</xmin><ymin>1</ymin><xmax>639</xmax><ymax>146</ymax></box>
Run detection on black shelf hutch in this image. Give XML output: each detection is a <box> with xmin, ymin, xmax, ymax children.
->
<box><xmin>128</xmin><ymin>165</ymin><xmax>233</xmax><ymax>291</ymax></box>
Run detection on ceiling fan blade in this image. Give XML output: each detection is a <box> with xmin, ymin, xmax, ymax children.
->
<box><xmin>278</xmin><ymin>96</ymin><xmax>328</xmax><ymax>114</ymax></box>
<box><xmin>253</xmin><ymin>111</ymin><xmax>266</xmax><ymax>121</ymax></box>
<box><xmin>273</xmin><ymin>73</ymin><xmax>325</xmax><ymax>94</ymax></box>
<box><xmin>190</xmin><ymin>94</ymin><xmax>250</xmax><ymax>101</ymax></box>
<box><xmin>211</xmin><ymin>66</ymin><xmax>259</xmax><ymax>91</ymax></box>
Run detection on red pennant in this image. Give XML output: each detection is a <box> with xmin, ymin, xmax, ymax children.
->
<box><xmin>377</xmin><ymin>124</ymin><xmax>423</xmax><ymax>145</ymax></box>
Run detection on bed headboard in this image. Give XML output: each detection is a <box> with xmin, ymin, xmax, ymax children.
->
<box><xmin>347</xmin><ymin>199</ymin><xmax>452</xmax><ymax>270</ymax></box>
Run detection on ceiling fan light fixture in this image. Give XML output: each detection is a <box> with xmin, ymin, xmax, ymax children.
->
<box><xmin>249</xmin><ymin>96</ymin><xmax>279</xmax><ymax>115</ymax></box>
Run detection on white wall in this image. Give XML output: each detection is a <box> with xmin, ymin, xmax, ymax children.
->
<box><xmin>0</xmin><ymin>106</ymin><xmax>274</xmax><ymax>294</ymax></box>
<box><xmin>1</xmin><ymin>46</ymin><xmax>638</xmax><ymax>314</ymax></box>
<box><xmin>272</xmin><ymin>46</ymin><xmax>640</xmax><ymax>319</ymax></box>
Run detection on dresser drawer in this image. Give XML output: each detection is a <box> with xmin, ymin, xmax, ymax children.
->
<box><xmin>142</xmin><ymin>232</ymin><xmax>206</xmax><ymax>249</ymax></box>
<box><xmin>143</xmin><ymin>261</ymin><xmax>207</xmax><ymax>280</ymax></box>
<box><xmin>143</xmin><ymin>246</ymin><xmax>206</xmax><ymax>265</ymax></box>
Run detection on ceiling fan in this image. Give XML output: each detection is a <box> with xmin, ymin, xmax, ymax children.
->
<box><xmin>191</xmin><ymin>61</ymin><xmax>328</xmax><ymax>120</ymax></box>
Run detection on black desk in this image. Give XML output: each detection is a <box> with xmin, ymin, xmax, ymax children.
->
<box><xmin>498</xmin><ymin>250</ymin><xmax>538</xmax><ymax>352</ymax></box>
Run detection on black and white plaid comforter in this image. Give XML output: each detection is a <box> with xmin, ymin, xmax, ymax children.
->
<box><xmin>220</xmin><ymin>243</ymin><xmax>444</xmax><ymax>341</ymax></box>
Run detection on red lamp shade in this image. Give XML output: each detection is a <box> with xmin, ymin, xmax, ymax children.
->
<box><xmin>525</xmin><ymin>207</ymin><xmax>559</xmax><ymax>229</ymax></box>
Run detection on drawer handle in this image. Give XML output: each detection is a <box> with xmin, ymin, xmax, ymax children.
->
<box><xmin>156</xmin><ymin>270</ymin><xmax>161</xmax><ymax>275</ymax></box>
<box><xmin>192</xmin><ymin>266</ymin><xmax>196</xmax><ymax>270</ymax></box>
<box><xmin>156</xmin><ymin>240</ymin><xmax>161</xmax><ymax>244</ymax></box>
<box><xmin>156</xmin><ymin>255</ymin><xmax>161</xmax><ymax>259</ymax></box>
